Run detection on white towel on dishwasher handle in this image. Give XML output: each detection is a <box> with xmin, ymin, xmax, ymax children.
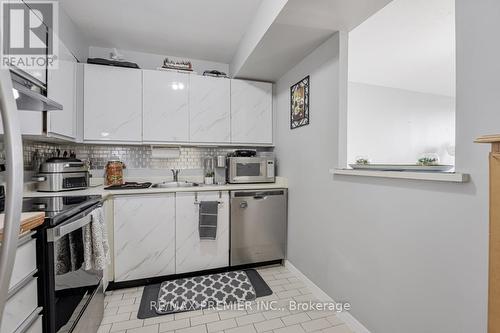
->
<box><xmin>83</xmin><ymin>206</ymin><xmax>111</xmax><ymax>271</ymax></box>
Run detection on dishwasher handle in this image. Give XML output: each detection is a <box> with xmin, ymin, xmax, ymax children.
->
<box><xmin>233</xmin><ymin>190</ymin><xmax>285</xmax><ymax>198</ymax></box>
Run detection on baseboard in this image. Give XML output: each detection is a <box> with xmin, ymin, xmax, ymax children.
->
<box><xmin>284</xmin><ymin>260</ymin><xmax>371</xmax><ymax>333</ymax></box>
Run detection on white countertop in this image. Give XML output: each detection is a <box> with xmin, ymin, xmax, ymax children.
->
<box><xmin>23</xmin><ymin>177</ymin><xmax>288</xmax><ymax>199</ymax></box>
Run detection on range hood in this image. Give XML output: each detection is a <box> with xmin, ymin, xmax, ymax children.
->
<box><xmin>10</xmin><ymin>68</ymin><xmax>62</xmax><ymax>111</ymax></box>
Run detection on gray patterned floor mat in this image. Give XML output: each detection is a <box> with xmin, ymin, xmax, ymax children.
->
<box><xmin>136</xmin><ymin>269</ymin><xmax>272</xmax><ymax>319</ymax></box>
<box><xmin>156</xmin><ymin>270</ymin><xmax>255</xmax><ymax>314</ymax></box>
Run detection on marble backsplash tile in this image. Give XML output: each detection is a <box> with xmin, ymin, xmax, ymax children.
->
<box><xmin>22</xmin><ymin>141</ymin><xmax>271</xmax><ymax>171</ymax></box>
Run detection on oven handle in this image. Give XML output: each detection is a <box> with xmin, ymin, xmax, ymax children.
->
<box><xmin>47</xmin><ymin>203</ymin><xmax>102</xmax><ymax>242</ymax></box>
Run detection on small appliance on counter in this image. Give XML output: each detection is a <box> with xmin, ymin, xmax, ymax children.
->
<box><xmin>105</xmin><ymin>159</ymin><xmax>125</xmax><ymax>186</ymax></box>
<box><xmin>228</xmin><ymin>149</ymin><xmax>257</xmax><ymax>157</ymax></box>
<box><xmin>215</xmin><ymin>155</ymin><xmax>227</xmax><ymax>185</ymax></box>
<box><xmin>203</xmin><ymin>156</ymin><xmax>215</xmax><ymax>185</ymax></box>
<box><xmin>227</xmin><ymin>150</ymin><xmax>275</xmax><ymax>184</ymax></box>
<box><xmin>32</xmin><ymin>157</ymin><xmax>90</xmax><ymax>192</ymax></box>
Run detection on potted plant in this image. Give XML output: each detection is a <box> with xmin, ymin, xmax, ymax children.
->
<box><xmin>204</xmin><ymin>171</ymin><xmax>214</xmax><ymax>185</ymax></box>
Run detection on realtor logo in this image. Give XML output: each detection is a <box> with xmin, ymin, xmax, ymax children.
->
<box><xmin>1</xmin><ymin>0</ymin><xmax>58</xmax><ymax>69</ymax></box>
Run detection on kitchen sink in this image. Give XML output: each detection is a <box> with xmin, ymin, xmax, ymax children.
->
<box><xmin>152</xmin><ymin>181</ymin><xmax>199</xmax><ymax>188</ymax></box>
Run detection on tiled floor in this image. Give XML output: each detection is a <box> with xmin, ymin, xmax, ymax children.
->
<box><xmin>97</xmin><ymin>265</ymin><xmax>353</xmax><ymax>333</ymax></box>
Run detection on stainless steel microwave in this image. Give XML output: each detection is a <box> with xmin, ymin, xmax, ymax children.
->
<box><xmin>227</xmin><ymin>157</ymin><xmax>275</xmax><ymax>183</ymax></box>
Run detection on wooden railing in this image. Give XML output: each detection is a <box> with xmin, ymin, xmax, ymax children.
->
<box><xmin>476</xmin><ymin>134</ymin><xmax>500</xmax><ymax>333</ymax></box>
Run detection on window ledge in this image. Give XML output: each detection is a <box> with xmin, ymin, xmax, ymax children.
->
<box><xmin>330</xmin><ymin>168</ymin><xmax>469</xmax><ymax>183</ymax></box>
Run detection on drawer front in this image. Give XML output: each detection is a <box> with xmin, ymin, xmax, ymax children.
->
<box><xmin>2</xmin><ymin>278</ymin><xmax>38</xmax><ymax>333</ymax></box>
<box><xmin>12</xmin><ymin>309</ymin><xmax>42</xmax><ymax>333</ymax></box>
<box><xmin>10</xmin><ymin>236</ymin><xmax>37</xmax><ymax>289</ymax></box>
<box><xmin>24</xmin><ymin>315</ymin><xmax>43</xmax><ymax>333</ymax></box>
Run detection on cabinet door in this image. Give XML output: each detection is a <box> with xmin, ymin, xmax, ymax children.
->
<box><xmin>114</xmin><ymin>194</ymin><xmax>175</xmax><ymax>281</ymax></box>
<box><xmin>231</xmin><ymin>80</ymin><xmax>273</xmax><ymax>144</ymax></box>
<box><xmin>176</xmin><ymin>192</ymin><xmax>229</xmax><ymax>274</ymax></box>
<box><xmin>143</xmin><ymin>70</ymin><xmax>189</xmax><ymax>142</ymax></box>
<box><xmin>189</xmin><ymin>76</ymin><xmax>230</xmax><ymax>143</ymax></box>
<box><xmin>47</xmin><ymin>40</ymin><xmax>77</xmax><ymax>140</ymax></box>
<box><xmin>84</xmin><ymin>64</ymin><xmax>142</xmax><ymax>142</ymax></box>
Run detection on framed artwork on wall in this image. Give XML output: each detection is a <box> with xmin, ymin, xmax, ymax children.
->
<box><xmin>290</xmin><ymin>75</ymin><xmax>310</xmax><ymax>129</ymax></box>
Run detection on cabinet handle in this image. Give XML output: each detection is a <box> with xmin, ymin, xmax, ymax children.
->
<box><xmin>194</xmin><ymin>201</ymin><xmax>223</xmax><ymax>207</ymax></box>
<box><xmin>31</xmin><ymin>176</ymin><xmax>46</xmax><ymax>182</ymax></box>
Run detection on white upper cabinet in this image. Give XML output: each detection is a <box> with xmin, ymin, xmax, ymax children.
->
<box><xmin>81</xmin><ymin>67</ymin><xmax>273</xmax><ymax>145</ymax></box>
<box><xmin>189</xmin><ymin>75</ymin><xmax>230</xmax><ymax>143</ymax></box>
<box><xmin>84</xmin><ymin>64</ymin><xmax>142</xmax><ymax>142</ymax></box>
<box><xmin>231</xmin><ymin>80</ymin><xmax>273</xmax><ymax>144</ymax></box>
<box><xmin>47</xmin><ymin>39</ymin><xmax>77</xmax><ymax>140</ymax></box>
<box><xmin>142</xmin><ymin>70</ymin><xmax>189</xmax><ymax>142</ymax></box>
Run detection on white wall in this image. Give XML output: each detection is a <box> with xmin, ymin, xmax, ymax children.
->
<box><xmin>274</xmin><ymin>0</ymin><xmax>496</xmax><ymax>328</ymax></box>
<box><xmin>347</xmin><ymin>82</ymin><xmax>455</xmax><ymax>165</ymax></box>
<box><xmin>348</xmin><ymin>0</ymin><xmax>455</xmax><ymax>97</ymax></box>
<box><xmin>57</xmin><ymin>7</ymin><xmax>89</xmax><ymax>61</ymax></box>
<box><xmin>89</xmin><ymin>46</ymin><xmax>229</xmax><ymax>74</ymax></box>
<box><xmin>229</xmin><ymin>0</ymin><xmax>288</xmax><ymax>77</ymax></box>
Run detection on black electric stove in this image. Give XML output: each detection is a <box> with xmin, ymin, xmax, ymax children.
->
<box><xmin>19</xmin><ymin>195</ymin><xmax>102</xmax><ymax>226</ymax></box>
<box><xmin>0</xmin><ymin>189</ymin><xmax>104</xmax><ymax>333</ymax></box>
<box><xmin>12</xmin><ymin>194</ymin><xmax>105</xmax><ymax>333</ymax></box>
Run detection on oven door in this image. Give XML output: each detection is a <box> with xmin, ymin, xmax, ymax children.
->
<box><xmin>45</xmin><ymin>204</ymin><xmax>103</xmax><ymax>333</ymax></box>
<box><xmin>229</xmin><ymin>158</ymin><xmax>268</xmax><ymax>183</ymax></box>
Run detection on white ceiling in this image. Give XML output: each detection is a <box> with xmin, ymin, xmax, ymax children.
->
<box><xmin>348</xmin><ymin>0</ymin><xmax>456</xmax><ymax>97</ymax></box>
<box><xmin>234</xmin><ymin>0</ymin><xmax>392</xmax><ymax>81</ymax></box>
<box><xmin>58</xmin><ymin>0</ymin><xmax>263</xmax><ymax>64</ymax></box>
<box><xmin>235</xmin><ymin>23</ymin><xmax>335</xmax><ymax>81</ymax></box>
<box><xmin>276</xmin><ymin>0</ymin><xmax>393</xmax><ymax>31</ymax></box>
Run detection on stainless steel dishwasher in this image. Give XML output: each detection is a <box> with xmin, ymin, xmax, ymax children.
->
<box><xmin>230</xmin><ymin>189</ymin><xmax>287</xmax><ymax>266</ymax></box>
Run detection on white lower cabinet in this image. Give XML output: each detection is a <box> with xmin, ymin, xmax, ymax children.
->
<box><xmin>175</xmin><ymin>192</ymin><xmax>230</xmax><ymax>274</ymax></box>
<box><xmin>25</xmin><ymin>315</ymin><xmax>43</xmax><ymax>333</ymax></box>
<box><xmin>114</xmin><ymin>194</ymin><xmax>176</xmax><ymax>282</ymax></box>
<box><xmin>9</xmin><ymin>236</ymin><xmax>37</xmax><ymax>289</ymax></box>
<box><xmin>1</xmin><ymin>277</ymin><xmax>38</xmax><ymax>333</ymax></box>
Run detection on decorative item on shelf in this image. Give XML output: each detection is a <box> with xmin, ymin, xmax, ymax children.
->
<box><xmin>202</xmin><ymin>70</ymin><xmax>228</xmax><ymax>78</ymax></box>
<box><xmin>161</xmin><ymin>57</ymin><xmax>193</xmax><ymax>73</ymax></box>
<box><xmin>87</xmin><ymin>57</ymin><xmax>140</xmax><ymax>69</ymax></box>
<box><xmin>355</xmin><ymin>156</ymin><xmax>370</xmax><ymax>165</ymax></box>
<box><xmin>417</xmin><ymin>153</ymin><xmax>440</xmax><ymax>166</ymax></box>
<box><xmin>290</xmin><ymin>75</ymin><xmax>310</xmax><ymax>129</ymax></box>
<box><xmin>110</xmin><ymin>48</ymin><xmax>125</xmax><ymax>61</ymax></box>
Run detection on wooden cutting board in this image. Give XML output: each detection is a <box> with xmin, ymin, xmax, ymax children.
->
<box><xmin>0</xmin><ymin>212</ymin><xmax>45</xmax><ymax>239</ymax></box>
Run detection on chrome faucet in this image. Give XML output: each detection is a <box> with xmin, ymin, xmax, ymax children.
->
<box><xmin>171</xmin><ymin>169</ymin><xmax>180</xmax><ymax>182</ymax></box>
